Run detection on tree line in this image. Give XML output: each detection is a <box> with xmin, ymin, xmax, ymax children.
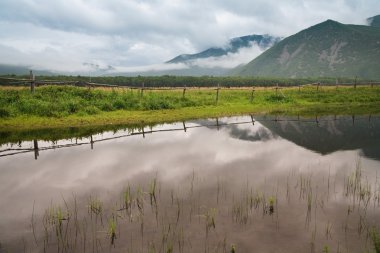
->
<box><xmin>1</xmin><ymin>74</ymin><xmax>374</xmax><ymax>87</ymax></box>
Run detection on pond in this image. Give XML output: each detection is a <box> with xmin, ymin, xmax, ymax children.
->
<box><xmin>0</xmin><ymin>115</ymin><xmax>379</xmax><ymax>253</ymax></box>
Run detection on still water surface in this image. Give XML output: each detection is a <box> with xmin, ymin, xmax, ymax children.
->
<box><xmin>0</xmin><ymin>115</ymin><xmax>379</xmax><ymax>253</ymax></box>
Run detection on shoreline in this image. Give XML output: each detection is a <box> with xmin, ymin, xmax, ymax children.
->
<box><xmin>1</xmin><ymin>103</ymin><xmax>380</xmax><ymax>132</ymax></box>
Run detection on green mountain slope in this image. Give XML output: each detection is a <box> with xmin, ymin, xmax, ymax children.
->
<box><xmin>0</xmin><ymin>64</ymin><xmax>53</xmax><ymax>75</ymax></box>
<box><xmin>367</xmin><ymin>15</ymin><xmax>380</xmax><ymax>27</ymax></box>
<box><xmin>236</xmin><ymin>19</ymin><xmax>380</xmax><ymax>79</ymax></box>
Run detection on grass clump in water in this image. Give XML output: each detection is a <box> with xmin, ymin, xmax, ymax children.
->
<box><xmin>371</xmin><ymin>227</ymin><xmax>380</xmax><ymax>253</ymax></box>
<box><xmin>88</xmin><ymin>197</ymin><xmax>103</xmax><ymax>217</ymax></box>
<box><xmin>108</xmin><ymin>216</ymin><xmax>117</xmax><ymax>246</ymax></box>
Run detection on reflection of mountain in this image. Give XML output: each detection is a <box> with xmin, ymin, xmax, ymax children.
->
<box><xmin>255</xmin><ymin>116</ymin><xmax>380</xmax><ymax>161</ymax></box>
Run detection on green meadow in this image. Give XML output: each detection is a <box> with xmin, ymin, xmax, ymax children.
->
<box><xmin>0</xmin><ymin>85</ymin><xmax>380</xmax><ymax>130</ymax></box>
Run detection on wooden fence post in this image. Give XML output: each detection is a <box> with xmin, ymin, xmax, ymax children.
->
<box><xmin>215</xmin><ymin>83</ymin><xmax>220</xmax><ymax>105</ymax></box>
<box><xmin>250</xmin><ymin>115</ymin><xmax>255</xmax><ymax>126</ymax></box>
<box><xmin>30</xmin><ymin>70</ymin><xmax>35</xmax><ymax>93</ymax></box>
<box><xmin>183</xmin><ymin>122</ymin><xmax>187</xmax><ymax>132</ymax></box>
<box><xmin>33</xmin><ymin>139</ymin><xmax>39</xmax><ymax>160</ymax></box>
<box><xmin>216</xmin><ymin>118</ymin><xmax>219</xmax><ymax>130</ymax></box>
<box><xmin>275</xmin><ymin>83</ymin><xmax>279</xmax><ymax>96</ymax></box>
<box><xmin>141</xmin><ymin>82</ymin><xmax>144</xmax><ymax>97</ymax></box>
<box><xmin>250</xmin><ymin>87</ymin><xmax>255</xmax><ymax>103</ymax></box>
<box><xmin>183</xmin><ymin>85</ymin><xmax>186</xmax><ymax>99</ymax></box>
<box><xmin>90</xmin><ymin>135</ymin><xmax>94</xmax><ymax>150</ymax></box>
<box><xmin>317</xmin><ymin>82</ymin><xmax>320</xmax><ymax>91</ymax></box>
<box><xmin>354</xmin><ymin>76</ymin><xmax>357</xmax><ymax>89</ymax></box>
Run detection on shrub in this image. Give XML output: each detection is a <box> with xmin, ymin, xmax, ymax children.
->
<box><xmin>0</xmin><ymin>107</ymin><xmax>10</xmax><ymax>118</ymax></box>
<box><xmin>99</xmin><ymin>102</ymin><xmax>114</xmax><ymax>111</ymax></box>
<box><xmin>113</xmin><ymin>99</ymin><xmax>126</xmax><ymax>110</ymax></box>
<box><xmin>83</xmin><ymin>106</ymin><xmax>101</xmax><ymax>115</ymax></box>
<box><xmin>65</xmin><ymin>100</ymin><xmax>81</xmax><ymax>114</ymax></box>
<box><xmin>265</xmin><ymin>94</ymin><xmax>292</xmax><ymax>103</ymax></box>
<box><xmin>142</xmin><ymin>98</ymin><xmax>173</xmax><ymax>110</ymax></box>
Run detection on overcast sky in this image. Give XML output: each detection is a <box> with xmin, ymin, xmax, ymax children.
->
<box><xmin>0</xmin><ymin>0</ymin><xmax>379</xmax><ymax>73</ymax></box>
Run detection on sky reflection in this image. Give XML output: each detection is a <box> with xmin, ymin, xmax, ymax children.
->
<box><xmin>0</xmin><ymin>115</ymin><xmax>379</xmax><ymax>251</ymax></box>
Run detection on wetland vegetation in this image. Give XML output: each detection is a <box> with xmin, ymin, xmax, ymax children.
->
<box><xmin>0</xmin><ymin>84</ymin><xmax>380</xmax><ymax>131</ymax></box>
<box><xmin>5</xmin><ymin>158</ymin><xmax>380</xmax><ymax>253</ymax></box>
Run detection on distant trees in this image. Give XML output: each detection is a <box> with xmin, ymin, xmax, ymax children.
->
<box><xmin>0</xmin><ymin>74</ymin><xmax>371</xmax><ymax>88</ymax></box>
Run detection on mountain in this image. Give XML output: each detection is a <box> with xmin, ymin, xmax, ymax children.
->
<box><xmin>0</xmin><ymin>64</ymin><xmax>54</xmax><ymax>76</ymax></box>
<box><xmin>0</xmin><ymin>63</ymin><xmax>115</xmax><ymax>77</ymax></box>
<box><xmin>235</xmin><ymin>19</ymin><xmax>380</xmax><ymax>79</ymax></box>
<box><xmin>367</xmin><ymin>15</ymin><xmax>380</xmax><ymax>27</ymax></box>
<box><xmin>167</xmin><ymin>34</ymin><xmax>280</xmax><ymax>64</ymax></box>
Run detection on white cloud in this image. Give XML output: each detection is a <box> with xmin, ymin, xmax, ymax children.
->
<box><xmin>108</xmin><ymin>42</ymin><xmax>267</xmax><ymax>74</ymax></box>
<box><xmin>187</xmin><ymin>43</ymin><xmax>264</xmax><ymax>69</ymax></box>
<box><xmin>111</xmin><ymin>63</ymin><xmax>188</xmax><ymax>73</ymax></box>
<box><xmin>0</xmin><ymin>21</ymin><xmax>116</xmax><ymax>72</ymax></box>
<box><xmin>0</xmin><ymin>0</ymin><xmax>379</xmax><ymax>73</ymax></box>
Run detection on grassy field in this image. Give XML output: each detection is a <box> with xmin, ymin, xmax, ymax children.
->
<box><xmin>0</xmin><ymin>85</ymin><xmax>380</xmax><ymax>131</ymax></box>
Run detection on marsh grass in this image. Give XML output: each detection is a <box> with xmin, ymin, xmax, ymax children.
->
<box><xmin>12</xmin><ymin>160</ymin><xmax>380</xmax><ymax>253</ymax></box>
<box><xmin>108</xmin><ymin>216</ymin><xmax>117</xmax><ymax>246</ymax></box>
<box><xmin>204</xmin><ymin>208</ymin><xmax>217</xmax><ymax>237</ymax></box>
<box><xmin>268</xmin><ymin>196</ymin><xmax>275</xmax><ymax>215</ymax></box>
<box><xmin>123</xmin><ymin>185</ymin><xmax>132</xmax><ymax>209</ymax></box>
<box><xmin>88</xmin><ymin>197</ymin><xmax>103</xmax><ymax>218</ymax></box>
<box><xmin>370</xmin><ymin>227</ymin><xmax>380</xmax><ymax>253</ymax></box>
<box><xmin>149</xmin><ymin>178</ymin><xmax>158</xmax><ymax>207</ymax></box>
<box><xmin>230</xmin><ymin>244</ymin><xmax>236</xmax><ymax>253</ymax></box>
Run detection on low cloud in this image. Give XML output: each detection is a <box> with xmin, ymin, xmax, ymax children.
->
<box><xmin>109</xmin><ymin>43</ymin><xmax>266</xmax><ymax>74</ymax></box>
<box><xmin>111</xmin><ymin>63</ymin><xmax>188</xmax><ymax>74</ymax></box>
<box><xmin>186</xmin><ymin>43</ymin><xmax>265</xmax><ymax>69</ymax></box>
